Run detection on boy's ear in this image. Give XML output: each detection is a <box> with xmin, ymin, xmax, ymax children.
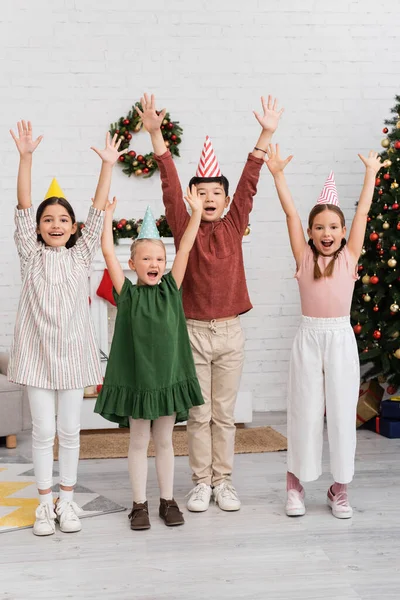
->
<box><xmin>224</xmin><ymin>195</ymin><xmax>230</xmax><ymax>208</ymax></box>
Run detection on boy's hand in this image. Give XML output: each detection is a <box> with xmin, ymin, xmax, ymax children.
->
<box><xmin>135</xmin><ymin>93</ymin><xmax>166</xmax><ymax>134</ymax></box>
<box><xmin>91</xmin><ymin>132</ymin><xmax>127</xmax><ymax>165</ymax></box>
<box><xmin>358</xmin><ymin>151</ymin><xmax>382</xmax><ymax>174</ymax></box>
<box><xmin>184</xmin><ymin>185</ymin><xmax>202</xmax><ymax>214</ymax></box>
<box><xmin>265</xmin><ymin>144</ymin><xmax>293</xmax><ymax>175</ymax></box>
<box><xmin>10</xmin><ymin>121</ymin><xmax>43</xmax><ymax>155</ymax></box>
<box><xmin>253</xmin><ymin>96</ymin><xmax>284</xmax><ymax>134</ymax></box>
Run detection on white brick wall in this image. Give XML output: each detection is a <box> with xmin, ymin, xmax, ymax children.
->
<box><xmin>1</xmin><ymin>1</ymin><xmax>398</xmax><ymax>410</ymax></box>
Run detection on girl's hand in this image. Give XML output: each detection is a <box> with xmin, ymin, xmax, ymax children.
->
<box><xmin>91</xmin><ymin>132</ymin><xmax>127</xmax><ymax>165</ymax></box>
<box><xmin>10</xmin><ymin>121</ymin><xmax>43</xmax><ymax>155</ymax></box>
<box><xmin>253</xmin><ymin>96</ymin><xmax>284</xmax><ymax>134</ymax></box>
<box><xmin>358</xmin><ymin>151</ymin><xmax>382</xmax><ymax>174</ymax></box>
<box><xmin>265</xmin><ymin>144</ymin><xmax>293</xmax><ymax>175</ymax></box>
<box><xmin>105</xmin><ymin>196</ymin><xmax>118</xmax><ymax>216</ymax></box>
<box><xmin>135</xmin><ymin>93</ymin><xmax>166</xmax><ymax>134</ymax></box>
<box><xmin>184</xmin><ymin>185</ymin><xmax>202</xmax><ymax>214</ymax></box>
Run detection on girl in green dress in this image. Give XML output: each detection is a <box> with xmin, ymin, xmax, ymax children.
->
<box><xmin>95</xmin><ymin>193</ymin><xmax>204</xmax><ymax>530</ymax></box>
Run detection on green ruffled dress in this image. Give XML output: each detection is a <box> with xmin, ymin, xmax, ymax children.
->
<box><xmin>94</xmin><ymin>272</ymin><xmax>204</xmax><ymax>426</ymax></box>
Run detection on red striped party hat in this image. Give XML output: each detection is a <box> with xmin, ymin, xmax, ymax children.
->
<box><xmin>317</xmin><ymin>171</ymin><xmax>339</xmax><ymax>206</ymax></box>
<box><xmin>196</xmin><ymin>136</ymin><xmax>222</xmax><ymax>178</ymax></box>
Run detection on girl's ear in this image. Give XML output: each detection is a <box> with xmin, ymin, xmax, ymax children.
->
<box><xmin>71</xmin><ymin>222</ymin><xmax>77</xmax><ymax>234</ymax></box>
<box><xmin>128</xmin><ymin>258</ymin><xmax>136</xmax><ymax>271</ymax></box>
<box><xmin>307</xmin><ymin>227</ymin><xmax>312</xmax><ymax>239</ymax></box>
<box><xmin>342</xmin><ymin>225</ymin><xmax>347</xmax><ymax>237</ymax></box>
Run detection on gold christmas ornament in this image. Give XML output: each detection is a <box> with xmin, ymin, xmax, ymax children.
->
<box><xmin>165</xmin><ymin>140</ymin><xmax>170</xmax><ymax>147</ymax></box>
<box><xmin>132</xmin><ymin>160</ymin><xmax>139</xmax><ymax>167</ymax></box>
<box><xmin>162</xmin><ymin>119</ymin><xmax>168</xmax><ymax>125</ymax></box>
<box><xmin>390</xmin><ymin>303</ymin><xmax>399</xmax><ymax>312</ymax></box>
<box><xmin>361</xmin><ymin>274</ymin><xmax>370</xmax><ymax>284</ymax></box>
<box><xmin>396</xmin><ymin>121</ymin><xmax>400</xmax><ymax>129</ymax></box>
<box><xmin>381</xmin><ymin>138</ymin><xmax>390</xmax><ymax>148</ymax></box>
<box><xmin>383</xmin><ymin>221</ymin><xmax>390</xmax><ymax>229</ymax></box>
<box><xmin>377</xmin><ymin>213</ymin><xmax>383</xmax><ymax>220</ymax></box>
<box><xmin>361</xmin><ymin>247</ymin><xmax>366</xmax><ymax>255</ymax></box>
<box><xmin>135</xmin><ymin>169</ymin><xmax>143</xmax><ymax>176</ymax></box>
<box><xmin>391</xmin><ymin>181</ymin><xmax>399</xmax><ymax>189</ymax></box>
<box><xmin>383</xmin><ymin>159</ymin><xmax>392</xmax><ymax>168</ymax></box>
<box><xmin>388</xmin><ymin>257</ymin><xmax>397</xmax><ymax>268</ymax></box>
<box><xmin>125</xmin><ymin>223</ymin><xmax>132</xmax><ymax>231</ymax></box>
<box><xmin>391</xmin><ymin>331</ymin><xmax>400</xmax><ymax>339</ymax></box>
<box><xmin>243</xmin><ymin>226</ymin><xmax>251</xmax><ymax>236</ymax></box>
<box><xmin>394</xmin><ymin>349</ymin><xmax>400</xmax><ymax>359</ymax></box>
<box><xmin>364</xmin><ymin>293</ymin><xmax>371</xmax><ymax>302</ymax></box>
<box><xmin>379</xmin><ymin>232</ymin><xmax>384</xmax><ymax>238</ymax></box>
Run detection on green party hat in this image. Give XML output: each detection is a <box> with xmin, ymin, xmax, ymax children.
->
<box><xmin>137</xmin><ymin>206</ymin><xmax>160</xmax><ymax>239</ymax></box>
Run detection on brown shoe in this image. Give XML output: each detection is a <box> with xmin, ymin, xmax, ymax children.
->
<box><xmin>159</xmin><ymin>498</ymin><xmax>185</xmax><ymax>527</ymax></box>
<box><xmin>128</xmin><ymin>501</ymin><xmax>151</xmax><ymax>530</ymax></box>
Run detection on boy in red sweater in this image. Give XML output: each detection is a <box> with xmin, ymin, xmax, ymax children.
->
<box><xmin>137</xmin><ymin>94</ymin><xmax>283</xmax><ymax>512</ymax></box>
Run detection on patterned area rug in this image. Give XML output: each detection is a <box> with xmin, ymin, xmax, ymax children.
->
<box><xmin>0</xmin><ymin>459</ymin><xmax>126</xmax><ymax>534</ymax></box>
<box><xmin>54</xmin><ymin>426</ymin><xmax>287</xmax><ymax>460</ymax></box>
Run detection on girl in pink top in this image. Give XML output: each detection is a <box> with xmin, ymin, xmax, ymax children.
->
<box><xmin>266</xmin><ymin>144</ymin><xmax>381</xmax><ymax>519</ymax></box>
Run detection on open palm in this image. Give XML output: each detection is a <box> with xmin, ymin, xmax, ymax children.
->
<box><xmin>265</xmin><ymin>144</ymin><xmax>293</xmax><ymax>175</ymax></box>
<box><xmin>254</xmin><ymin>96</ymin><xmax>284</xmax><ymax>134</ymax></box>
<box><xmin>91</xmin><ymin>132</ymin><xmax>127</xmax><ymax>164</ymax></box>
<box><xmin>135</xmin><ymin>93</ymin><xmax>166</xmax><ymax>134</ymax></box>
<box><xmin>358</xmin><ymin>150</ymin><xmax>382</xmax><ymax>174</ymax></box>
<box><xmin>10</xmin><ymin>121</ymin><xmax>43</xmax><ymax>155</ymax></box>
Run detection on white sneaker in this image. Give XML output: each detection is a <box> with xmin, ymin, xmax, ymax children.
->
<box><xmin>285</xmin><ymin>489</ymin><xmax>306</xmax><ymax>517</ymax></box>
<box><xmin>186</xmin><ymin>483</ymin><xmax>212</xmax><ymax>512</ymax></box>
<box><xmin>327</xmin><ymin>487</ymin><xmax>353</xmax><ymax>519</ymax></box>
<box><xmin>55</xmin><ymin>499</ymin><xmax>82</xmax><ymax>533</ymax></box>
<box><xmin>213</xmin><ymin>482</ymin><xmax>241</xmax><ymax>511</ymax></box>
<box><xmin>33</xmin><ymin>502</ymin><xmax>56</xmax><ymax>536</ymax></box>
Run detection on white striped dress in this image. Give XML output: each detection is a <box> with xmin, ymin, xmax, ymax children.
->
<box><xmin>8</xmin><ymin>205</ymin><xmax>104</xmax><ymax>390</ymax></box>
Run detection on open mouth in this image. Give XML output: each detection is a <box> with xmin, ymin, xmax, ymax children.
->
<box><xmin>204</xmin><ymin>207</ymin><xmax>216</xmax><ymax>214</ymax></box>
<box><xmin>49</xmin><ymin>233</ymin><xmax>64</xmax><ymax>238</ymax></box>
<box><xmin>147</xmin><ymin>271</ymin><xmax>158</xmax><ymax>280</ymax></box>
<box><xmin>321</xmin><ymin>240</ymin><xmax>334</xmax><ymax>249</ymax></box>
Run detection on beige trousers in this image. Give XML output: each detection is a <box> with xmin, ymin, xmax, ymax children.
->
<box><xmin>186</xmin><ymin>317</ymin><xmax>245</xmax><ymax>487</ymax></box>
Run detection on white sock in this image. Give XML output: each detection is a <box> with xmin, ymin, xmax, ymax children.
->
<box><xmin>59</xmin><ymin>489</ymin><xmax>74</xmax><ymax>502</ymax></box>
<box><xmin>38</xmin><ymin>491</ymin><xmax>54</xmax><ymax>509</ymax></box>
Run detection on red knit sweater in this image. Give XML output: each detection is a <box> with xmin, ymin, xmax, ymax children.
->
<box><xmin>155</xmin><ymin>150</ymin><xmax>263</xmax><ymax>320</ymax></box>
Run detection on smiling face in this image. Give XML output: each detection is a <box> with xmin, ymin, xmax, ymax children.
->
<box><xmin>307</xmin><ymin>205</ymin><xmax>346</xmax><ymax>256</ymax></box>
<box><xmin>129</xmin><ymin>239</ymin><xmax>166</xmax><ymax>286</ymax></box>
<box><xmin>195</xmin><ymin>181</ymin><xmax>230</xmax><ymax>222</ymax></box>
<box><xmin>37</xmin><ymin>203</ymin><xmax>78</xmax><ymax>248</ymax></box>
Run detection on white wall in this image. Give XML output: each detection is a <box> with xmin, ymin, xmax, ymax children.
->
<box><xmin>0</xmin><ymin>0</ymin><xmax>398</xmax><ymax>410</ymax></box>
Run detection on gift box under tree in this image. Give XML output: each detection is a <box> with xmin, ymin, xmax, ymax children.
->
<box><xmin>356</xmin><ymin>379</ymin><xmax>383</xmax><ymax>428</ymax></box>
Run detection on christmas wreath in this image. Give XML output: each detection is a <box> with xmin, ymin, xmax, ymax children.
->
<box><xmin>109</xmin><ymin>102</ymin><xmax>183</xmax><ymax>178</ymax></box>
<box><xmin>78</xmin><ymin>214</ymin><xmax>172</xmax><ymax>244</ymax></box>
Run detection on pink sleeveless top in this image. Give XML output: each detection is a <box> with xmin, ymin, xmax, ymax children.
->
<box><xmin>295</xmin><ymin>245</ymin><xmax>358</xmax><ymax>318</ymax></box>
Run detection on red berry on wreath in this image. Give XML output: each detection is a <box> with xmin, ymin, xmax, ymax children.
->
<box><xmin>383</xmin><ymin>127</ymin><xmax>388</xmax><ymax>133</ymax></box>
<box><xmin>143</xmin><ymin>168</ymin><xmax>150</xmax><ymax>174</ymax></box>
<box><xmin>171</xmin><ymin>134</ymin><xmax>177</xmax><ymax>141</ymax></box>
<box><xmin>370</xmin><ymin>275</ymin><xmax>379</xmax><ymax>284</ymax></box>
<box><xmin>126</xmin><ymin>133</ymin><xmax>132</xmax><ymax>140</ymax></box>
<box><xmin>393</xmin><ymin>203</ymin><xmax>399</xmax><ymax>210</ymax></box>
<box><xmin>384</xmin><ymin>173</ymin><xmax>391</xmax><ymax>180</ymax></box>
<box><xmin>375</xmin><ymin>178</ymin><xmax>381</xmax><ymax>186</ymax></box>
<box><xmin>168</xmin><ymin>122</ymin><xmax>174</xmax><ymax>130</ymax></box>
<box><xmin>353</xmin><ymin>323</ymin><xmax>362</xmax><ymax>335</ymax></box>
<box><xmin>123</xmin><ymin>119</ymin><xmax>130</xmax><ymax>125</ymax></box>
<box><xmin>128</xmin><ymin>151</ymin><xmax>136</xmax><ymax>157</ymax></box>
<box><xmin>395</xmin><ymin>141</ymin><xmax>400</xmax><ymax>149</ymax></box>
<box><xmin>373</xmin><ymin>330</ymin><xmax>381</xmax><ymax>340</ymax></box>
<box><xmin>118</xmin><ymin>156</ymin><xmax>125</xmax><ymax>162</ymax></box>
<box><xmin>369</xmin><ymin>232</ymin><xmax>379</xmax><ymax>242</ymax></box>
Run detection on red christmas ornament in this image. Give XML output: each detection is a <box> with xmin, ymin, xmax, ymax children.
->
<box><xmin>171</xmin><ymin>134</ymin><xmax>177</xmax><ymax>141</ymax></box>
<box><xmin>373</xmin><ymin>305</ymin><xmax>379</xmax><ymax>312</ymax></box>
<box><xmin>373</xmin><ymin>330</ymin><xmax>382</xmax><ymax>340</ymax></box>
<box><xmin>397</xmin><ymin>222</ymin><xmax>400</xmax><ymax>230</ymax></box>
<box><xmin>123</xmin><ymin>119</ymin><xmax>130</xmax><ymax>126</ymax></box>
<box><xmin>363</xmin><ymin>347</ymin><xmax>369</xmax><ymax>353</ymax></box>
<box><xmin>369</xmin><ymin>232</ymin><xmax>379</xmax><ymax>242</ymax></box>
<box><xmin>391</xmin><ymin>244</ymin><xmax>397</xmax><ymax>251</ymax></box>
<box><xmin>128</xmin><ymin>151</ymin><xmax>136</xmax><ymax>157</ymax></box>
<box><xmin>126</xmin><ymin>133</ymin><xmax>132</xmax><ymax>140</ymax></box>
<box><xmin>143</xmin><ymin>167</ymin><xmax>150</xmax><ymax>174</ymax></box>
<box><xmin>119</xmin><ymin>219</ymin><xmax>127</xmax><ymax>227</ymax></box>
<box><xmin>384</xmin><ymin>173</ymin><xmax>391</xmax><ymax>180</ymax></box>
<box><xmin>137</xmin><ymin>155</ymin><xmax>144</xmax><ymax>162</ymax></box>
<box><xmin>393</xmin><ymin>203</ymin><xmax>399</xmax><ymax>210</ymax></box>
<box><xmin>353</xmin><ymin>324</ymin><xmax>362</xmax><ymax>335</ymax></box>
<box><xmin>380</xmin><ymin>250</ymin><xmax>385</xmax><ymax>256</ymax></box>
<box><xmin>357</xmin><ymin>265</ymin><xmax>364</xmax><ymax>272</ymax></box>
<box><xmin>378</xmin><ymin>189</ymin><xmax>384</xmax><ymax>195</ymax></box>
<box><xmin>367</xmin><ymin>216</ymin><xmax>371</xmax><ymax>222</ymax></box>
<box><xmin>387</xmin><ymin>384</ymin><xmax>397</xmax><ymax>395</ymax></box>
<box><xmin>116</xmin><ymin>223</ymin><xmax>123</xmax><ymax>230</ymax></box>
<box><xmin>383</xmin><ymin>127</ymin><xmax>389</xmax><ymax>133</ymax></box>
<box><xmin>395</xmin><ymin>141</ymin><xmax>400</xmax><ymax>149</ymax></box>
<box><xmin>118</xmin><ymin>156</ymin><xmax>125</xmax><ymax>162</ymax></box>
<box><xmin>168</xmin><ymin>122</ymin><xmax>174</xmax><ymax>130</ymax></box>
<box><xmin>376</xmin><ymin>178</ymin><xmax>381</xmax><ymax>186</ymax></box>
<box><xmin>376</xmin><ymin>244</ymin><xmax>381</xmax><ymax>250</ymax></box>
<box><xmin>370</xmin><ymin>275</ymin><xmax>379</xmax><ymax>284</ymax></box>
<box><xmin>384</xmin><ymin>204</ymin><xmax>388</xmax><ymax>210</ymax></box>
<box><xmin>116</xmin><ymin>130</ymin><xmax>120</xmax><ymax>135</ymax></box>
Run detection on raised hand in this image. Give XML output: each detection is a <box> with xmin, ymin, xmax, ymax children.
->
<box><xmin>91</xmin><ymin>132</ymin><xmax>127</xmax><ymax>165</ymax></box>
<box><xmin>10</xmin><ymin>121</ymin><xmax>43</xmax><ymax>155</ymax></box>
<box><xmin>105</xmin><ymin>196</ymin><xmax>118</xmax><ymax>216</ymax></box>
<box><xmin>184</xmin><ymin>185</ymin><xmax>202</xmax><ymax>214</ymax></box>
<box><xmin>135</xmin><ymin>93</ymin><xmax>166</xmax><ymax>134</ymax></box>
<box><xmin>253</xmin><ymin>96</ymin><xmax>284</xmax><ymax>134</ymax></box>
<box><xmin>265</xmin><ymin>144</ymin><xmax>293</xmax><ymax>175</ymax></box>
<box><xmin>358</xmin><ymin>151</ymin><xmax>382</xmax><ymax>174</ymax></box>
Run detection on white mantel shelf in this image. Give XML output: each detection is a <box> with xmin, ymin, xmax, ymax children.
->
<box><xmin>83</xmin><ymin>237</ymin><xmax>253</xmax><ymax>429</ymax></box>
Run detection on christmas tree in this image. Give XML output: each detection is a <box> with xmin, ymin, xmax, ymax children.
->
<box><xmin>351</xmin><ymin>95</ymin><xmax>400</xmax><ymax>394</ymax></box>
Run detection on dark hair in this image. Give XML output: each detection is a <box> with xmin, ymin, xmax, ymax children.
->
<box><xmin>36</xmin><ymin>197</ymin><xmax>81</xmax><ymax>249</ymax></box>
<box><xmin>188</xmin><ymin>175</ymin><xmax>229</xmax><ymax>197</ymax></box>
<box><xmin>308</xmin><ymin>204</ymin><xmax>346</xmax><ymax>279</ymax></box>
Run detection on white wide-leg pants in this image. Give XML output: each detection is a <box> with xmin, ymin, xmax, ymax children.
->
<box><xmin>287</xmin><ymin>316</ymin><xmax>360</xmax><ymax>484</ymax></box>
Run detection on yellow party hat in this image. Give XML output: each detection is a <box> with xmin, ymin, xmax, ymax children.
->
<box><xmin>44</xmin><ymin>178</ymin><xmax>65</xmax><ymax>200</ymax></box>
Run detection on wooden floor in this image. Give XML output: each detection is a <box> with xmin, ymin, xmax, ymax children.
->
<box><xmin>1</xmin><ymin>412</ymin><xmax>399</xmax><ymax>600</ymax></box>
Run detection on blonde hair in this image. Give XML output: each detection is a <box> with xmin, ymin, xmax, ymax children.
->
<box><xmin>130</xmin><ymin>238</ymin><xmax>166</xmax><ymax>261</ymax></box>
<box><xmin>308</xmin><ymin>204</ymin><xmax>346</xmax><ymax>280</ymax></box>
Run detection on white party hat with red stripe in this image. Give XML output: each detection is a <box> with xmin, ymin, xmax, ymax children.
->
<box><xmin>196</xmin><ymin>136</ymin><xmax>222</xmax><ymax>178</ymax></box>
<box><xmin>316</xmin><ymin>171</ymin><xmax>339</xmax><ymax>206</ymax></box>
